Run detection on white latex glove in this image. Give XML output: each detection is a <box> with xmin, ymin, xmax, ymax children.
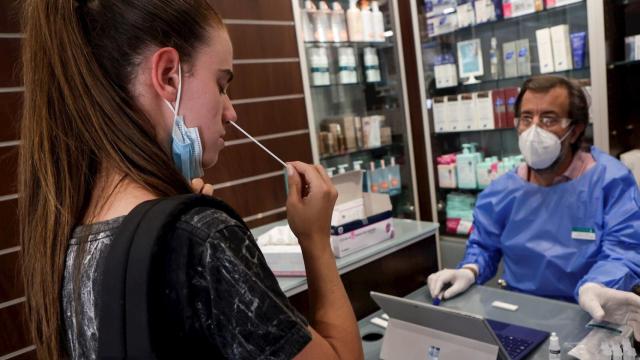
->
<box><xmin>427</xmin><ymin>268</ymin><xmax>476</xmax><ymax>301</ymax></box>
<box><xmin>578</xmin><ymin>282</ymin><xmax>640</xmax><ymax>340</ymax></box>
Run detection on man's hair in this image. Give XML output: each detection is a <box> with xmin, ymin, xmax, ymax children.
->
<box><xmin>515</xmin><ymin>75</ymin><xmax>590</xmax><ymax>153</ymax></box>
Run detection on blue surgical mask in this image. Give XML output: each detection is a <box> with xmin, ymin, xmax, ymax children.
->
<box><xmin>164</xmin><ymin>65</ymin><xmax>204</xmax><ymax>180</ymax></box>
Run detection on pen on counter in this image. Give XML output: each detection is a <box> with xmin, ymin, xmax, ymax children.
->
<box><xmin>432</xmin><ymin>283</ymin><xmax>453</xmax><ymax>306</ymax></box>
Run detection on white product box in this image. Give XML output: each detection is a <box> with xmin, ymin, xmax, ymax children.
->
<box><xmin>545</xmin><ymin>0</ymin><xmax>582</xmax><ymax>8</ymax></box>
<box><xmin>456</xmin><ymin>2</ymin><xmax>476</xmax><ymax>28</ymax></box>
<box><xmin>438</xmin><ymin>163</ymin><xmax>457</xmax><ymax>188</ymax></box>
<box><xmin>425</xmin><ymin>0</ymin><xmax>459</xmax><ymax>18</ymax></box>
<box><xmin>474</xmin><ymin>0</ymin><xmax>497</xmax><ymax>23</ymax></box>
<box><xmin>625</xmin><ymin>35</ymin><xmax>640</xmax><ymax>61</ymax></box>
<box><xmin>432</xmin><ymin>96</ymin><xmax>448</xmax><ymax>133</ymax></box>
<box><xmin>426</xmin><ymin>13</ymin><xmax>458</xmax><ymax>37</ymax></box>
<box><xmin>329</xmin><ymin>170</ymin><xmax>394</xmax><ymax>258</ymax></box>
<box><xmin>502</xmin><ymin>41</ymin><xmax>518</xmax><ymax>78</ymax></box>
<box><xmin>516</xmin><ymin>38</ymin><xmax>531</xmax><ymax>76</ymax></box>
<box><xmin>362</xmin><ymin>116</ymin><xmax>382</xmax><ymax>148</ymax></box>
<box><xmin>458</xmin><ymin>93</ymin><xmax>475</xmax><ymax>130</ymax></box>
<box><xmin>445</xmin><ymin>95</ymin><xmax>460</xmax><ymax>132</ymax></box>
<box><xmin>503</xmin><ymin>0</ymin><xmax>536</xmax><ymax>18</ymax></box>
<box><xmin>473</xmin><ymin>91</ymin><xmax>495</xmax><ymax>130</ymax></box>
<box><xmin>550</xmin><ymin>24</ymin><xmax>573</xmax><ymax>71</ymax></box>
<box><xmin>536</xmin><ymin>28</ymin><xmax>555</xmax><ymax>73</ymax></box>
<box><xmin>434</xmin><ymin>63</ymin><xmax>458</xmax><ymax>88</ymax></box>
<box><xmin>261</xmin><ymin>245</ymin><xmax>305</xmax><ymax>276</ymax></box>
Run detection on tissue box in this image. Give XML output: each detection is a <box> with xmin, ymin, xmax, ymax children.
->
<box><xmin>329</xmin><ymin>170</ymin><xmax>394</xmax><ymax>257</ymax></box>
<box><xmin>261</xmin><ymin>245</ymin><xmax>305</xmax><ymax>276</ymax></box>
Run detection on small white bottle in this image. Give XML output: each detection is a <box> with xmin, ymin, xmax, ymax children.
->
<box><xmin>490</xmin><ymin>37</ymin><xmax>499</xmax><ymax>79</ymax></box>
<box><xmin>371</xmin><ymin>1</ymin><xmax>385</xmax><ymax>42</ymax></box>
<box><xmin>346</xmin><ymin>0</ymin><xmax>363</xmax><ymax>42</ymax></box>
<box><xmin>315</xmin><ymin>1</ymin><xmax>333</xmax><ymax>42</ymax></box>
<box><xmin>364</xmin><ymin>47</ymin><xmax>381</xmax><ymax>83</ymax></box>
<box><xmin>331</xmin><ymin>1</ymin><xmax>348</xmax><ymax>42</ymax></box>
<box><xmin>309</xmin><ymin>47</ymin><xmax>331</xmax><ymax>86</ymax></box>
<box><xmin>338</xmin><ymin>47</ymin><xmax>358</xmax><ymax>84</ymax></box>
<box><xmin>548</xmin><ymin>332</ymin><xmax>561</xmax><ymax>360</ymax></box>
<box><xmin>302</xmin><ymin>1</ymin><xmax>317</xmax><ymax>42</ymax></box>
<box><xmin>337</xmin><ymin>164</ymin><xmax>349</xmax><ymax>174</ymax></box>
<box><xmin>326</xmin><ymin>167</ymin><xmax>336</xmax><ymax>177</ymax></box>
<box><xmin>360</xmin><ymin>0</ymin><xmax>374</xmax><ymax>42</ymax></box>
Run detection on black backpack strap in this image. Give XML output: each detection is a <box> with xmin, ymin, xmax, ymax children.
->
<box><xmin>98</xmin><ymin>194</ymin><xmax>248</xmax><ymax>359</ymax></box>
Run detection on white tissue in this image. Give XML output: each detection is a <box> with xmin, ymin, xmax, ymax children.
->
<box><xmin>257</xmin><ymin>225</ymin><xmax>299</xmax><ymax>246</ymax></box>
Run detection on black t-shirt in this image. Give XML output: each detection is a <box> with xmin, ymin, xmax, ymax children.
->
<box><xmin>62</xmin><ymin>206</ymin><xmax>311</xmax><ymax>359</ymax></box>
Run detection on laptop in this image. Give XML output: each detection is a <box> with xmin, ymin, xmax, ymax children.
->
<box><xmin>370</xmin><ymin>292</ymin><xmax>549</xmax><ymax>360</ymax></box>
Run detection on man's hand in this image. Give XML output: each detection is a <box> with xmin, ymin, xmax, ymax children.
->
<box><xmin>579</xmin><ymin>282</ymin><xmax>640</xmax><ymax>340</ymax></box>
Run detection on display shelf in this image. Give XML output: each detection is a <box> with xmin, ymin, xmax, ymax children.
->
<box><xmin>432</xmin><ymin>126</ymin><xmax>515</xmax><ymax>136</ymax></box>
<box><xmin>304</xmin><ymin>40</ymin><xmax>393</xmax><ymax>48</ymax></box>
<box><xmin>419</xmin><ymin>0</ymin><xmax>584</xmax><ymax>41</ymax></box>
<box><xmin>319</xmin><ymin>143</ymin><xmax>396</xmax><ymax>161</ymax></box>
<box><xmin>429</xmin><ymin>67</ymin><xmax>591</xmax><ymax>97</ymax></box>
<box><xmin>608</xmin><ymin>59</ymin><xmax>640</xmax><ymax>69</ymax></box>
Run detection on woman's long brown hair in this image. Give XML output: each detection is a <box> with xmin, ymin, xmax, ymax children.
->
<box><xmin>19</xmin><ymin>1</ymin><xmax>223</xmax><ymax>358</ymax></box>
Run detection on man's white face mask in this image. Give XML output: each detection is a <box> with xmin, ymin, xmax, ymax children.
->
<box><xmin>518</xmin><ymin>125</ymin><xmax>574</xmax><ymax>170</ymax></box>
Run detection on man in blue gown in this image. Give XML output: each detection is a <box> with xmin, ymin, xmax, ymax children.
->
<box><xmin>428</xmin><ymin>75</ymin><xmax>640</xmax><ymax>335</ymax></box>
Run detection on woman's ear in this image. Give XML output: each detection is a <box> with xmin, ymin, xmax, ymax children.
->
<box><xmin>150</xmin><ymin>48</ymin><xmax>181</xmax><ymax>106</ymax></box>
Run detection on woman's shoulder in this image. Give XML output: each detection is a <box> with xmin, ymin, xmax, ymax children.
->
<box><xmin>173</xmin><ymin>204</ymin><xmax>250</xmax><ymax>243</ymax></box>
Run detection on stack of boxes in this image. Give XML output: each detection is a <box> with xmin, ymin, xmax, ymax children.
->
<box><xmin>431</xmin><ymin>87</ymin><xmax>520</xmax><ymax>132</ymax></box>
<box><xmin>318</xmin><ymin>115</ymin><xmax>392</xmax><ymax>157</ymax></box>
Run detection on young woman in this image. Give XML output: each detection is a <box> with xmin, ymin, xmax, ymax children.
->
<box><xmin>19</xmin><ymin>1</ymin><xmax>363</xmax><ymax>359</ymax></box>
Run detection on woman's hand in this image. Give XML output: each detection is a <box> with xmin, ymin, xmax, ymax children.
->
<box><xmin>191</xmin><ymin>178</ymin><xmax>214</xmax><ymax>196</ymax></box>
<box><xmin>286</xmin><ymin>162</ymin><xmax>337</xmax><ymax>250</ymax></box>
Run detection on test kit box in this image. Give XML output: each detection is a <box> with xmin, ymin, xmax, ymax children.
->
<box><xmin>536</xmin><ymin>28</ymin><xmax>555</xmax><ymax>73</ymax></box>
<box><xmin>474</xmin><ymin>91</ymin><xmax>495</xmax><ymax>130</ymax></box>
<box><xmin>516</xmin><ymin>39</ymin><xmax>531</xmax><ymax>76</ymax></box>
<box><xmin>434</xmin><ymin>63</ymin><xmax>458</xmax><ymax>88</ymax></box>
<box><xmin>545</xmin><ymin>0</ymin><xmax>582</xmax><ymax>8</ymax></box>
<box><xmin>551</xmin><ymin>24</ymin><xmax>573</xmax><ymax>71</ymax></box>
<box><xmin>330</xmin><ymin>170</ymin><xmax>394</xmax><ymax>258</ymax></box>
<box><xmin>502</xmin><ymin>41</ymin><xmax>518</xmax><ymax>78</ymax></box>
<box><xmin>362</xmin><ymin>116</ymin><xmax>382</xmax><ymax>148</ymax></box>
<box><xmin>474</xmin><ymin>0</ymin><xmax>502</xmax><ymax>23</ymax></box>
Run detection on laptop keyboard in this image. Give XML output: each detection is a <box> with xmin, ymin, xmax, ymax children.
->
<box><xmin>496</xmin><ymin>333</ymin><xmax>534</xmax><ymax>358</ymax></box>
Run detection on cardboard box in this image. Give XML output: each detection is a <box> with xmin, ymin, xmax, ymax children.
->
<box><xmin>339</xmin><ymin>116</ymin><xmax>358</xmax><ymax>151</ymax></box>
<box><xmin>502</xmin><ymin>41</ymin><xmax>518</xmax><ymax>78</ymax></box>
<box><xmin>380</xmin><ymin>126</ymin><xmax>392</xmax><ymax>145</ymax></box>
<box><xmin>491</xmin><ymin>89</ymin><xmax>506</xmax><ymax>128</ymax></box>
<box><xmin>457</xmin><ymin>0</ymin><xmax>476</xmax><ymax>28</ymax></box>
<box><xmin>329</xmin><ymin>170</ymin><xmax>394</xmax><ymax>257</ymax></box>
<box><xmin>446</xmin><ymin>95</ymin><xmax>460</xmax><ymax>132</ymax></box>
<box><xmin>426</xmin><ymin>13</ymin><xmax>458</xmax><ymax>37</ymax></box>
<box><xmin>474</xmin><ymin>91</ymin><xmax>495</xmax><ymax>130</ymax></box>
<box><xmin>502</xmin><ymin>0</ymin><xmax>536</xmax><ymax>18</ymax></box>
<box><xmin>551</xmin><ymin>24</ymin><xmax>573</xmax><ymax>71</ymax></box>
<box><xmin>516</xmin><ymin>38</ymin><xmax>531</xmax><ymax>76</ymax></box>
<box><xmin>362</xmin><ymin>116</ymin><xmax>382</xmax><ymax>148</ymax></box>
<box><xmin>503</xmin><ymin>87</ymin><xmax>519</xmax><ymax>128</ymax></box>
<box><xmin>432</xmin><ymin>96</ymin><xmax>448</xmax><ymax>133</ymax></box>
<box><xmin>458</xmin><ymin>93</ymin><xmax>475</xmax><ymax>130</ymax></box>
<box><xmin>536</xmin><ymin>28</ymin><xmax>555</xmax><ymax>73</ymax></box>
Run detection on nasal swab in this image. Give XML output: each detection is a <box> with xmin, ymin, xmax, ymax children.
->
<box><xmin>229</xmin><ymin>121</ymin><xmax>287</xmax><ymax>168</ymax></box>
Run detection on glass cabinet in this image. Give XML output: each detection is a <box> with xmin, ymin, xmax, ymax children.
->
<box><xmin>293</xmin><ymin>0</ymin><xmax>420</xmax><ymax>219</ymax></box>
<box><xmin>409</xmin><ymin>0</ymin><xmax>605</xmax><ymax>242</ymax></box>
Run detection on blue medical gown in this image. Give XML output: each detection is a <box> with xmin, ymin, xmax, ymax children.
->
<box><xmin>459</xmin><ymin>147</ymin><xmax>640</xmax><ymax>302</ymax></box>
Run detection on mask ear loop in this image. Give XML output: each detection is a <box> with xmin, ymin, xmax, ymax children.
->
<box><xmin>163</xmin><ymin>64</ymin><xmax>183</xmax><ymax>116</ymax></box>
